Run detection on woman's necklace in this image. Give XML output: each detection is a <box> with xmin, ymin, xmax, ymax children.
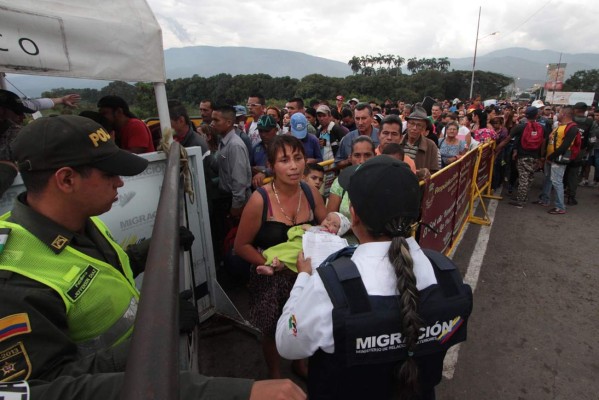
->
<box><xmin>272</xmin><ymin>181</ymin><xmax>302</xmax><ymax>225</ymax></box>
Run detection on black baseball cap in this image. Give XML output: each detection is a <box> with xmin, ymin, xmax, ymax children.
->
<box><xmin>573</xmin><ymin>102</ymin><xmax>587</xmax><ymax>110</ymax></box>
<box><xmin>347</xmin><ymin>156</ymin><xmax>420</xmax><ymax>234</ymax></box>
<box><xmin>11</xmin><ymin>115</ymin><xmax>148</xmax><ymax>176</ymax></box>
<box><xmin>0</xmin><ymin>89</ymin><xmax>35</xmax><ymax>114</ymax></box>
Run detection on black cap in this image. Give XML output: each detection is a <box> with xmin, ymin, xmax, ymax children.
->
<box><xmin>11</xmin><ymin>115</ymin><xmax>148</xmax><ymax>176</ymax></box>
<box><xmin>573</xmin><ymin>102</ymin><xmax>587</xmax><ymax>110</ymax></box>
<box><xmin>347</xmin><ymin>156</ymin><xmax>420</xmax><ymax>234</ymax></box>
<box><xmin>0</xmin><ymin>89</ymin><xmax>35</xmax><ymax>114</ymax></box>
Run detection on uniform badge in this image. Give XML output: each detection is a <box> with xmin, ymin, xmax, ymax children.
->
<box><xmin>288</xmin><ymin>314</ymin><xmax>298</xmax><ymax>337</ymax></box>
<box><xmin>0</xmin><ymin>342</ymin><xmax>31</xmax><ymax>382</ymax></box>
<box><xmin>51</xmin><ymin>235</ymin><xmax>69</xmax><ymax>250</ymax></box>
<box><xmin>0</xmin><ymin>314</ymin><xmax>31</xmax><ymax>343</ymax></box>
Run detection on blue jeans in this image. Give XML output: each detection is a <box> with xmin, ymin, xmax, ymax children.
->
<box><xmin>539</xmin><ymin>162</ymin><xmax>566</xmax><ymax>210</ymax></box>
<box><xmin>540</xmin><ymin>162</ymin><xmax>566</xmax><ymax>210</ymax></box>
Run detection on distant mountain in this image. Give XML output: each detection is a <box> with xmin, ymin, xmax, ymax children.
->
<box><xmin>5</xmin><ymin>46</ymin><xmax>598</xmax><ymax>97</ymax></box>
<box><xmin>448</xmin><ymin>47</ymin><xmax>599</xmax><ymax>91</ymax></box>
<box><xmin>164</xmin><ymin>46</ymin><xmax>352</xmax><ymax>79</ymax></box>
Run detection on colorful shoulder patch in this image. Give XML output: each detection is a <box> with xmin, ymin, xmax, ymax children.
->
<box><xmin>288</xmin><ymin>314</ymin><xmax>298</xmax><ymax>337</ymax></box>
<box><xmin>0</xmin><ymin>314</ymin><xmax>31</xmax><ymax>343</ymax></box>
<box><xmin>0</xmin><ymin>342</ymin><xmax>31</xmax><ymax>382</ymax></box>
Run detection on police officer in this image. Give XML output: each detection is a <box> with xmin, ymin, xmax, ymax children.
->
<box><xmin>276</xmin><ymin>156</ymin><xmax>472</xmax><ymax>400</ymax></box>
<box><xmin>0</xmin><ymin>116</ymin><xmax>305</xmax><ymax>399</ymax></box>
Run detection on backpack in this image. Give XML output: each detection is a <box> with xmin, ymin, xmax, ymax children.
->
<box><xmin>520</xmin><ymin>121</ymin><xmax>544</xmax><ymax>151</ymax></box>
<box><xmin>565</xmin><ymin>122</ymin><xmax>582</xmax><ymax>161</ymax></box>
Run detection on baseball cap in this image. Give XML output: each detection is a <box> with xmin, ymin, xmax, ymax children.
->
<box><xmin>573</xmin><ymin>102</ymin><xmax>587</xmax><ymax>110</ymax></box>
<box><xmin>347</xmin><ymin>156</ymin><xmax>420</xmax><ymax>234</ymax></box>
<box><xmin>336</xmin><ymin>95</ymin><xmax>344</xmax><ymax>101</ymax></box>
<box><xmin>525</xmin><ymin>106</ymin><xmax>538</xmax><ymax>118</ymax></box>
<box><xmin>349</xmin><ymin>98</ymin><xmax>360</xmax><ymax>104</ymax></box>
<box><xmin>0</xmin><ymin>89</ymin><xmax>35</xmax><ymax>114</ymax></box>
<box><xmin>234</xmin><ymin>105</ymin><xmax>247</xmax><ymax>117</ymax></box>
<box><xmin>290</xmin><ymin>113</ymin><xmax>308</xmax><ymax>139</ymax></box>
<box><xmin>11</xmin><ymin>115</ymin><xmax>148</xmax><ymax>176</ymax></box>
<box><xmin>316</xmin><ymin>105</ymin><xmax>331</xmax><ymax>115</ymax></box>
<box><xmin>257</xmin><ymin>114</ymin><xmax>277</xmax><ymax>130</ymax></box>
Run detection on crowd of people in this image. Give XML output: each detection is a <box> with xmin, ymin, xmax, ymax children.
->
<box><xmin>0</xmin><ymin>86</ymin><xmax>597</xmax><ymax>399</ymax></box>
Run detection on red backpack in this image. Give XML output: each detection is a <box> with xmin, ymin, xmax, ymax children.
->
<box><xmin>520</xmin><ymin>121</ymin><xmax>544</xmax><ymax>151</ymax></box>
<box><xmin>564</xmin><ymin>122</ymin><xmax>582</xmax><ymax>160</ymax></box>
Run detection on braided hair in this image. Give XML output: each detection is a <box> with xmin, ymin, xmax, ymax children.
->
<box><xmin>377</xmin><ymin>217</ymin><xmax>423</xmax><ymax>399</ymax></box>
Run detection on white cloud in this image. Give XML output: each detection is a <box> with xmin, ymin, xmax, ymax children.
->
<box><xmin>147</xmin><ymin>0</ymin><xmax>599</xmax><ymax>63</ymax></box>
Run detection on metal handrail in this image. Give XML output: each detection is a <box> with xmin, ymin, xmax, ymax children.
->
<box><xmin>120</xmin><ymin>142</ymin><xmax>182</xmax><ymax>400</ymax></box>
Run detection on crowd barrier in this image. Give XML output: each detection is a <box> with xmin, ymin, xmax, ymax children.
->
<box><xmin>419</xmin><ymin>141</ymin><xmax>502</xmax><ymax>254</ymax></box>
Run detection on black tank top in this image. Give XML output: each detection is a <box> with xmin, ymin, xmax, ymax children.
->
<box><xmin>253</xmin><ymin>181</ymin><xmax>316</xmax><ymax>250</ymax></box>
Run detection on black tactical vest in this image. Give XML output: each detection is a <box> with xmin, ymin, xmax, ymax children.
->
<box><xmin>308</xmin><ymin>247</ymin><xmax>473</xmax><ymax>400</ymax></box>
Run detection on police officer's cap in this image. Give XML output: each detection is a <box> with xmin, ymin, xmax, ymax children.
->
<box><xmin>11</xmin><ymin>115</ymin><xmax>148</xmax><ymax>176</ymax></box>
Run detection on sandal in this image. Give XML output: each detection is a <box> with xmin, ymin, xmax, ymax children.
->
<box><xmin>547</xmin><ymin>208</ymin><xmax>566</xmax><ymax>215</ymax></box>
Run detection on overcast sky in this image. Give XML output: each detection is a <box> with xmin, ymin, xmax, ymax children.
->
<box><xmin>146</xmin><ymin>0</ymin><xmax>596</xmax><ymax>63</ymax></box>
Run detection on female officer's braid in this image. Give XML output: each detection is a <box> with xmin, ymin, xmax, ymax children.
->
<box><xmin>385</xmin><ymin>217</ymin><xmax>423</xmax><ymax>400</ymax></box>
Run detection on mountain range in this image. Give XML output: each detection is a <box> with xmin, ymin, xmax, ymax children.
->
<box><xmin>5</xmin><ymin>46</ymin><xmax>598</xmax><ymax>97</ymax></box>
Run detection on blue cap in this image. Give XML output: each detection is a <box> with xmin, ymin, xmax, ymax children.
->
<box><xmin>290</xmin><ymin>113</ymin><xmax>308</xmax><ymax>139</ymax></box>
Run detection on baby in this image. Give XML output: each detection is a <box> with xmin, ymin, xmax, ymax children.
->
<box><xmin>256</xmin><ymin>211</ymin><xmax>350</xmax><ymax>275</ymax></box>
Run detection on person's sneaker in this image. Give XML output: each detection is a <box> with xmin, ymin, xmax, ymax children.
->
<box><xmin>532</xmin><ymin>200</ymin><xmax>550</xmax><ymax>206</ymax></box>
<box><xmin>569</xmin><ymin>197</ymin><xmax>578</xmax><ymax>206</ymax></box>
<box><xmin>509</xmin><ymin>200</ymin><xmax>523</xmax><ymax>209</ymax></box>
<box><xmin>579</xmin><ymin>179</ymin><xmax>589</xmax><ymax>186</ymax></box>
<box><xmin>548</xmin><ymin>208</ymin><xmax>566</xmax><ymax>215</ymax></box>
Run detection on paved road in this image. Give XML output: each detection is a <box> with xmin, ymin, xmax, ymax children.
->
<box><xmin>197</xmin><ymin>172</ymin><xmax>599</xmax><ymax>399</ymax></box>
<box><xmin>438</xmin><ymin>173</ymin><xmax>599</xmax><ymax>400</ymax></box>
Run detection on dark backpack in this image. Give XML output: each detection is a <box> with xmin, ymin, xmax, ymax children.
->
<box><xmin>520</xmin><ymin>121</ymin><xmax>544</xmax><ymax>151</ymax></box>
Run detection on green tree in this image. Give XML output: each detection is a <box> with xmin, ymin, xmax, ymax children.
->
<box><xmin>564</xmin><ymin>69</ymin><xmax>599</xmax><ymax>101</ymax></box>
<box><xmin>348</xmin><ymin>56</ymin><xmax>362</xmax><ymax>75</ymax></box>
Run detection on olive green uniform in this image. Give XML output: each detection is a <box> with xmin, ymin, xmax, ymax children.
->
<box><xmin>0</xmin><ymin>194</ymin><xmax>252</xmax><ymax>399</ymax></box>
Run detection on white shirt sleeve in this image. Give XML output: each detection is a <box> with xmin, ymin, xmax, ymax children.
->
<box><xmin>275</xmin><ymin>272</ymin><xmax>335</xmax><ymax>359</ymax></box>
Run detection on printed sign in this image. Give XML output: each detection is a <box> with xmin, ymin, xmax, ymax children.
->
<box><xmin>0</xmin><ymin>7</ymin><xmax>70</xmax><ymax>71</ymax></box>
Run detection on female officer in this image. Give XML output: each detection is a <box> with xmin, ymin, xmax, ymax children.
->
<box><xmin>276</xmin><ymin>156</ymin><xmax>471</xmax><ymax>399</ymax></box>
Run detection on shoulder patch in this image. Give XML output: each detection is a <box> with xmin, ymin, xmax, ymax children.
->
<box><xmin>0</xmin><ymin>314</ymin><xmax>31</xmax><ymax>343</ymax></box>
<box><xmin>0</xmin><ymin>381</ymin><xmax>29</xmax><ymax>400</ymax></box>
<box><xmin>0</xmin><ymin>342</ymin><xmax>31</xmax><ymax>382</ymax></box>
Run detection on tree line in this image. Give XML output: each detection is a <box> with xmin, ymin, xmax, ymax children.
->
<box><xmin>42</xmin><ymin>68</ymin><xmax>599</xmax><ymax>119</ymax></box>
<box><xmin>347</xmin><ymin>54</ymin><xmax>451</xmax><ymax>76</ymax></box>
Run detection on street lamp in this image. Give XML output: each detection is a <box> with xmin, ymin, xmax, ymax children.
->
<box><xmin>469</xmin><ymin>6</ymin><xmax>498</xmax><ymax>100</ymax></box>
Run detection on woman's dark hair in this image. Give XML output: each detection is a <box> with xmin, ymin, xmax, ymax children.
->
<box><xmin>351</xmin><ymin>136</ymin><xmax>375</xmax><ymax>153</ymax></box>
<box><xmin>473</xmin><ymin>109</ymin><xmax>488</xmax><ymax>128</ymax></box>
<box><xmin>267</xmin><ymin>135</ymin><xmax>305</xmax><ymax>167</ymax></box>
<box><xmin>361</xmin><ymin>214</ymin><xmax>422</xmax><ymax>399</ymax></box>
<box><xmin>198</xmin><ymin>124</ymin><xmax>219</xmax><ymax>152</ymax></box>
<box><xmin>386</xmin><ymin>218</ymin><xmax>423</xmax><ymax>400</ymax></box>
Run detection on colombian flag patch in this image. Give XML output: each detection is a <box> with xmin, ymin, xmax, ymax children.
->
<box><xmin>0</xmin><ymin>314</ymin><xmax>31</xmax><ymax>343</ymax></box>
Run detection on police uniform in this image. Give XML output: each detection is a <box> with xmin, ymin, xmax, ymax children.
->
<box><xmin>0</xmin><ymin>115</ymin><xmax>254</xmax><ymax>399</ymax></box>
